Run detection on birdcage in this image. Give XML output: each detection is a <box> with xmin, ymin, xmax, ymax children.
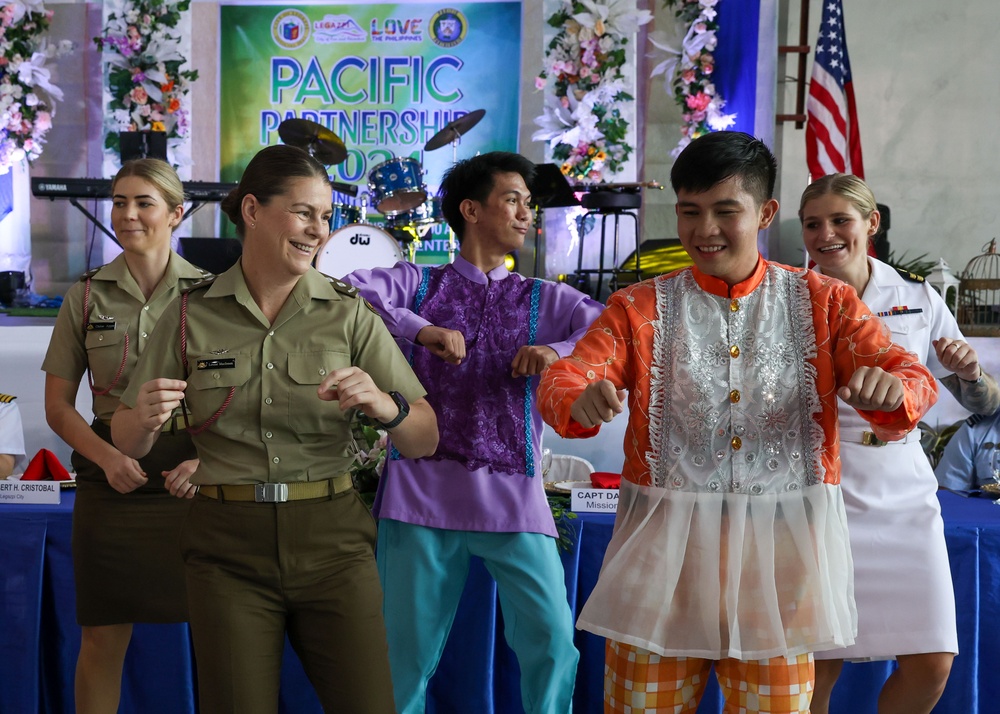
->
<box><xmin>957</xmin><ymin>239</ymin><xmax>1000</xmax><ymax>336</ymax></box>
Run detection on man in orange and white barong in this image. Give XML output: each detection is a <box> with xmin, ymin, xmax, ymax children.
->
<box><xmin>537</xmin><ymin>131</ymin><xmax>939</xmax><ymax>714</ymax></box>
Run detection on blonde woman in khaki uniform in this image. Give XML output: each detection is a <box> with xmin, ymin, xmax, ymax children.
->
<box><xmin>113</xmin><ymin>145</ymin><xmax>438</xmax><ymax>714</ymax></box>
<box><xmin>41</xmin><ymin>159</ymin><xmax>207</xmax><ymax>713</ymax></box>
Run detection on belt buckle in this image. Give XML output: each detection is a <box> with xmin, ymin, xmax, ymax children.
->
<box><xmin>255</xmin><ymin>483</ymin><xmax>289</xmax><ymax>503</ymax></box>
<box><xmin>861</xmin><ymin>431</ymin><xmax>887</xmax><ymax>447</ymax></box>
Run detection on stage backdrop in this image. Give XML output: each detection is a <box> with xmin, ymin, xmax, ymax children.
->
<box><xmin>218</xmin><ymin>1</ymin><xmax>522</xmax><ymax>265</ymax></box>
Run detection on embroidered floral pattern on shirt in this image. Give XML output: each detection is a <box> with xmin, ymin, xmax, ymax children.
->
<box><xmin>648</xmin><ymin>268</ymin><xmax>824</xmax><ymax>492</ymax></box>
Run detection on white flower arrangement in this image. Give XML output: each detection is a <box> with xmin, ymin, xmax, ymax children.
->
<box><xmin>650</xmin><ymin>0</ymin><xmax>736</xmax><ymax>157</ymax></box>
<box><xmin>94</xmin><ymin>0</ymin><xmax>197</xmax><ymax>168</ymax></box>
<box><xmin>0</xmin><ymin>0</ymin><xmax>72</xmax><ymax>173</ymax></box>
<box><xmin>533</xmin><ymin>0</ymin><xmax>652</xmax><ymax>184</ymax></box>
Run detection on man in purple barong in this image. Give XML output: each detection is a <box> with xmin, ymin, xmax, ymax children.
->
<box><xmin>343</xmin><ymin>151</ymin><xmax>604</xmax><ymax>714</ymax></box>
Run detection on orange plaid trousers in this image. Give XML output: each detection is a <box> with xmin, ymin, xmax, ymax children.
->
<box><xmin>605</xmin><ymin>640</ymin><xmax>814</xmax><ymax>713</ymax></box>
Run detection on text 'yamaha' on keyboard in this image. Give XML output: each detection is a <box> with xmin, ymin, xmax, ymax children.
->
<box><xmin>31</xmin><ymin>177</ymin><xmax>236</xmax><ymax>202</ymax></box>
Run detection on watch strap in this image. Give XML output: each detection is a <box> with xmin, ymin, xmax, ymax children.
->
<box><xmin>378</xmin><ymin>391</ymin><xmax>409</xmax><ymax>429</ymax></box>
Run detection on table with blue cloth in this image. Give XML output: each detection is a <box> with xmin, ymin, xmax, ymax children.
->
<box><xmin>1</xmin><ymin>490</ymin><xmax>996</xmax><ymax>713</ymax></box>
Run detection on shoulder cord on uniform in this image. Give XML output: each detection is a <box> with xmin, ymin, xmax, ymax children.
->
<box><xmin>82</xmin><ymin>277</ymin><xmax>129</xmax><ymax>396</ymax></box>
<box><xmin>180</xmin><ymin>291</ymin><xmax>234</xmax><ymax>435</ymax></box>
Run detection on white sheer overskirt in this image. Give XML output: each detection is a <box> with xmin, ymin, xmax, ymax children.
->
<box><xmin>577</xmin><ymin>479</ymin><xmax>857</xmax><ymax>660</ymax></box>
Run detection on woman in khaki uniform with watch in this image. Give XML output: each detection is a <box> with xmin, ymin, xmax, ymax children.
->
<box><xmin>41</xmin><ymin>159</ymin><xmax>206</xmax><ymax>713</ymax></box>
<box><xmin>113</xmin><ymin>144</ymin><xmax>438</xmax><ymax>714</ymax></box>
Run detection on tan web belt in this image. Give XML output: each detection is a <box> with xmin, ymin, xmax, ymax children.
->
<box><xmin>198</xmin><ymin>474</ymin><xmax>353</xmax><ymax>503</ymax></box>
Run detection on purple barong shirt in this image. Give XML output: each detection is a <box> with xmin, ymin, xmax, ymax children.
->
<box><xmin>344</xmin><ymin>256</ymin><xmax>605</xmax><ymax>537</ymax></box>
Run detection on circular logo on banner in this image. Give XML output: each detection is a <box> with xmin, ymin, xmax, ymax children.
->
<box><xmin>271</xmin><ymin>9</ymin><xmax>311</xmax><ymax>49</ymax></box>
<box><xmin>429</xmin><ymin>8</ymin><xmax>467</xmax><ymax>48</ymax></box>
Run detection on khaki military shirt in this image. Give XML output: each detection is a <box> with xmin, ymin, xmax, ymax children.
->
<box><xmin>122</xmin><ymin>263</ymin><xmax>426</xmax><ymax>486</ymax></box>
<box><xmin>42</xmin><ymin>252</ymin><xmax>211</xmax><ymax>422</ymax></box>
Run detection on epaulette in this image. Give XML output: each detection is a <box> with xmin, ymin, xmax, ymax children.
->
<box><xmin>79</xmin><ymin>267</ymin><xmax>102</xmax><ymax>281</ymax></box>
<box><xmin>966</xmin><ymin>413</ymin><xmax>987</xmax><ymax>427</ymax></box>
<box><xmin>894</xmin><ymin>267</ymin><xmax>924</xmax><ymax>283</ymax></box>
<box><xmin>0</xmin><ymin>393</ymin><xmax>16</xmax><ymax>403</ymax></box>
<box><xmin>324</xmin><ymin>275</ymin><xmax>358</xmax><ymax>298</ymax></box>
<box><xmin>181</xmin><ymin>275</ymin><xmax>217</xmax><ymax>294</ymax></box>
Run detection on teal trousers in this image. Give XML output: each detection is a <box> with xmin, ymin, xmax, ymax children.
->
<box><xmin>377</xmin><ymin>519</ymin><xmax>579</xmax><ymax>714</ymax></box>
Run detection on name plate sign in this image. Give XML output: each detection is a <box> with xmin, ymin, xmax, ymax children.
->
<box><xmin>0</xmin><ymin>480</ymin><xmax>60</xmax><ymax>504</ymax></box>
<box><xmin>571</xmin><ymin>487</ymin><xmax>619</xmax><ymax>513</ymax></box>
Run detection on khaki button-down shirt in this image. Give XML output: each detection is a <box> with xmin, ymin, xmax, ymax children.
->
<box><xmin>42</xmin><ymin>252</ymin><xmax>210</xmax><ymax>422</ymax></box>
<box><xmin>122</xmin><ymin>263</ymin><xmax>426</xmax><ymax>485</ymax></box>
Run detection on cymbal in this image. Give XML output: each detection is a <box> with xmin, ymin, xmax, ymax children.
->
<box><xmin>277</xmin><ymin>118</ymin><xmax>347</xmax><ymax>165</ymax></box>
<box><xmin>424</xmin><ymin>109</ymin><xmax>486</xmax><ymax>151</ymax></box>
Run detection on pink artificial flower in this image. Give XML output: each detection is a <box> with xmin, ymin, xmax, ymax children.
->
<box><xmin>35</xmin><ymin>112</ymin><xmax>51</xmax><ymax>131</ymax></box>
<box><xmin>130</xmin><ymin>86</ymin><xmax>148</xmax><ymax>105</ymax></box>
<box><xmin>702</xmin><ymin>64</ymin><xmax>714</xmax><ymax>75</ymax></box>
<box><xmin>694</xmin><ymin>22</ymin><xmax>707</xmax><ymax>33</ymax></box>
<box><xmin>681</xmin><ymin>69</ymin><xmax>696</xmax><ymax>84</ymax></box>
<box><xmin>685</xmin><ymin>92</ymin><xmax>712</xmax><ymax>112</ymax></box>
<box><xmin>535</xmin><ymin>76</ymin><xmax>546</xmax><ymax>90</ymax></box>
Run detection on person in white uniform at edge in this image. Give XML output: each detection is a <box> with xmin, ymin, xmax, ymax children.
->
<box><xmin>800</xmin><ymin>173</ymin><xmax>1000</xmax><ymax>714</ymax></box>
<box><xmin>0</xmin><ymin>393</ymin><xmax>27</xmax><ymax>477</ymax></box>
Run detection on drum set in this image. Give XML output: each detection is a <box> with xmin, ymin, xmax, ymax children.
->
<box><xmin>276</xmin><ymin>112</ymin><xmax>487</xmax><ymax>276</ymax></box>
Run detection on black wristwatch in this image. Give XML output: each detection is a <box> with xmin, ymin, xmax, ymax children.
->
<box><xmin>378</xmin><ymin>391</ymin><xmax>410</xmax><ymax>429</ymax></box>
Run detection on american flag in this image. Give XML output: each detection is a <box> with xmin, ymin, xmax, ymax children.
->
<box><xmin>805</xmin><ymin>0</ymin><xmax>864</xmax><ymax>180</ymax></box>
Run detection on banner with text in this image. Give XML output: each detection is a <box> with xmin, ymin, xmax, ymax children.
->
<box><xmin>219</xmin><ymin>2</ymin><xmax>522</xmax><ymax>264</ymax></box>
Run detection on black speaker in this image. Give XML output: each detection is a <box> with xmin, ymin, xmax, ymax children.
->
<box><xmin>179</xmin><ymin>238</ymin><xmax>242</xmax><ymax>275</ymax></box>
<box><xmin>119</xmin><ymin>131</ymin><xmax>168</xmax><ymax>163</ymax></box>
<box><xmin>872</xmin><ymin>202</ymin><xmax>890</xmax><ymax>262</ymax></box>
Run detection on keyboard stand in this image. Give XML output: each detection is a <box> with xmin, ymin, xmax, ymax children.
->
<box><xmin>68</xmin><ymin>197</ymin><xmax>120</xmax><ymax>248</ymax></box>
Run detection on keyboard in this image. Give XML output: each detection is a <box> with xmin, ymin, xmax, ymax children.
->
<box><xmin>31</xmin><ymin>177</ymin><xmax>236</xmax><ymax>202</ymax></box>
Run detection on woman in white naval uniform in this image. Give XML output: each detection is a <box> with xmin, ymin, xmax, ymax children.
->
<box><xmin>800</xmin><ymin>173</ymin><xmax>1000</xmax><ymax>714</ymax></box>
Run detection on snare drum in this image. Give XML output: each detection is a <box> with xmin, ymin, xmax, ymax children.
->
<box><xmin>384</xmin><ymin>196</ymin><xmax>444</xmax><ymax>231</ymax></box>
<box><xmin>368</xmin><ymin>157</ymin><xmax>427</xmax><ymax>216</ymax></box>
<box><xmin>330</xmin><ymin>202</ymin><xmax>364</xmax><ymax>232</ymax></box>
<box><xmin>316</xmin><ymin>224</ymin><xmax>404</xmax><ymax>277</ymax></box>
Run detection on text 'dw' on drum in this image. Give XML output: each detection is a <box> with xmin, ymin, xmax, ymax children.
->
<box><xmin>316</xmin><ymin>224</ymin><xmax>404</xmax><ymax>276</ymax></box>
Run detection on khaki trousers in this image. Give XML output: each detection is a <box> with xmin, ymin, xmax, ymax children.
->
<box><xmin>180</xmin><ymin>489</ymin><xmax>394</xmax><ymax>714</ymax></box>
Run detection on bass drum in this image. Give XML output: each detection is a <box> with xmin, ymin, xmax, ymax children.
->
<box><xmin>316</xmin><ymin>223</ymin><xmax>403</xmax><ymax>277</ymax></box>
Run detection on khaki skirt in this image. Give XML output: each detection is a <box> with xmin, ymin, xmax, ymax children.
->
<box><xmin>71</xmin><ymin>421</ymin><xmax>196</xmax><ymax>626</ymax></box>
